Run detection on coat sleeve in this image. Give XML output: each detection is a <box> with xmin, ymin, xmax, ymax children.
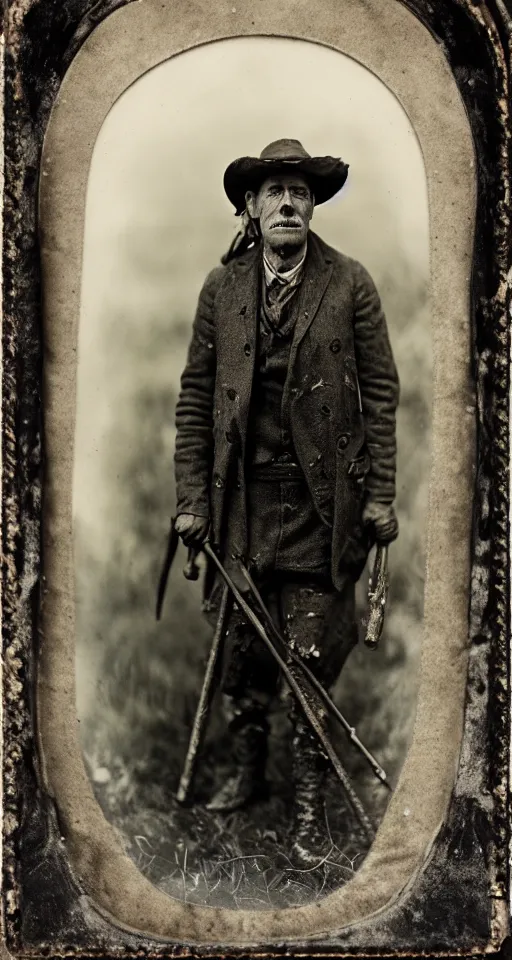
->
<box><xmin>174</xmin><ymin>267</ymin><xmax>223</xmax><ymax>517</ymax></box>
<box><xmin>352</xmin><ymin>261</ymin><xmax>400</xmax><ymax>504</ymax></box>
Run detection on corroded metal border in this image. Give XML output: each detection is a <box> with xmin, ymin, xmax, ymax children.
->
<box><xmin>1</xmin><ymin>0</ymin><xmax>511</xmax><ymax>956</ymax></box>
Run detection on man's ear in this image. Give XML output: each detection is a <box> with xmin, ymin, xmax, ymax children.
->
<box><xmin>245</xmin><ymin>190</ymin><xmax>257</xmax><ymax>218</ymax></box>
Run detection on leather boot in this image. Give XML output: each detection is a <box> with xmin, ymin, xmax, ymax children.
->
<box><xmin>289</xmin><ymin>714</ymin><xmax>332</xmax><ymax>868</ymax></box>
<box><xmin>206</xmin><ymin>714</ymin><xmax>269</xmax><ymax>813</ymax></box>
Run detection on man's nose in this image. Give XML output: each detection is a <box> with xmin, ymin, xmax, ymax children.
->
<box><xmin>280</xmin><ymin>197</ymin><xmax>295</xmax><ymax>216</ymax></box>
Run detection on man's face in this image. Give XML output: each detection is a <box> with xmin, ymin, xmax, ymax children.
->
<box><xmin>246</xmin><ymin>174</ymin><xmax>314</xmax><ymax>250</ymax></box>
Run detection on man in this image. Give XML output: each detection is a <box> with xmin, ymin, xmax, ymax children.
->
<box><xmin>173</xmin><ymin>139</ymin><xmax>399</xmax><ymax>866</ymax></box>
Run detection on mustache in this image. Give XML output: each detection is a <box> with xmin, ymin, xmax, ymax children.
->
<box><xmin>270</xmin><ymin>219</ymin><xmax>303</xmax><ymax>229</ymax></box>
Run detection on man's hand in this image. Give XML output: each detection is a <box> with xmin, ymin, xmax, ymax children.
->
<box><xmin>362</xmin><ymin>501</ymin><xmax>399</xmax><ymax>544</ymax></box>
<box><xmin>175</xmin><ymin>514</ymin><xmax>210</xmax><ymax>548</ymax></box>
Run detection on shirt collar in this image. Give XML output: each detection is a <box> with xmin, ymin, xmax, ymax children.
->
<box><xmin>263</xmin><ymin>247</ymin><xmax>307</xmax><ymax>288</ymax></box>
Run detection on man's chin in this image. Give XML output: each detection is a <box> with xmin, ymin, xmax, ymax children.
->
<box><xmin>266</xmin><ymin>227</ymin><xmax>306</xmax><ymax>249</ymax></box>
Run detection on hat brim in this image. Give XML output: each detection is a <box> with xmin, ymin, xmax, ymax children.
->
<box><xmin>224</xmin><ymin>156</ymin><xmax>349</xmax><ymax>215</ymax></box>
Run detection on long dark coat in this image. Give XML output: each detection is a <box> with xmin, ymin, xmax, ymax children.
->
<box><xmin>174</xmin><ymin>231</ymin><xmax>399</xmax><ymax>591</ymax></box>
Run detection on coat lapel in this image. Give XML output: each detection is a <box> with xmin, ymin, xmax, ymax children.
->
<box><xmin>219</xmin><ymin>245</ymin><xmax>260</xmax><ymax>445</ymax></box>
<box><xmin>230</xmin><ymin>245</ymin><xmax>261</xmax><ymax>348</ymax></box>
<box><xmin>291</xmin><ymin>232</ymin><xmax>334</xmax><ymax>354</ymax></box>
<box><xmin>218</xmin><ymin>232</ymin><xmax>332</xmax><ymax>392</ymax></box>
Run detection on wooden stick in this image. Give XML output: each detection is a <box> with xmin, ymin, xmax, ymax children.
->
<box><xmin>176</xmin><ymin>585</ymin><xmax>232</xmax><ymax>805</ymax></box>
<box><xmin>202</xmin><ymin>543</ymin><xmax>375</xmax><ymax>841</ymax></box>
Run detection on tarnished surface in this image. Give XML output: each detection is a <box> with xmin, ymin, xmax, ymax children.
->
<box><xmin>34</xmin><ymin>0</ymin><xmax>478</xmax><ymax>938</ymax></box>
<box><xmin>1</xmin><ymin>0</ymin><xmax>510</xmax><ymax>955</ymax></box>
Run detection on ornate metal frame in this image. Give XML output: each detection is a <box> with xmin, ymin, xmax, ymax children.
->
<box><xmin>2</xmin><ymin>0</ymin><xmax>511</xmax><ymax>955</ymax></box>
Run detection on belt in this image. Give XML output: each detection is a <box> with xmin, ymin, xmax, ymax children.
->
<box><xmin>249</xmin><ymin>462</ymin><xmax>305</xmax><ymax>482</ymax></box>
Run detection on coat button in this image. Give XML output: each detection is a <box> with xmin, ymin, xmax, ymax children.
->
<box><xmin>227</xmin><ymin>388</ymin><xmax>236</xmax><ymax>401</ymax></box>
<box><xmin>244</xmin><ymin>343</ymin><xmax>251</xmax><ymax>356</ymax></box>
<box><xmin>240</xmin><ymin>305</ymin><xmax>247</xmax><ymax>316</ymax></box>
<box><xmin>337</xmin><ymin>433</ymin><xmax>350</xmax><ymax>452</ymax></box>
<box><xmin>330</xmin><ymin>338</ymin><xmax>341</xmax><ymax>354</ymax></box>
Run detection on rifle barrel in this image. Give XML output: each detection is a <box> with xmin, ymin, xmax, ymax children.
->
<box><xmin>239</xmin><ymin>563</ymin><xmax>391</xmax><ymax>791</ymax></box>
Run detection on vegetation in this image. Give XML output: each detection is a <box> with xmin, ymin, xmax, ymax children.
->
<box><xmin>75</xmin><ymin>255</ymin><xmax>430</xmax><ymax>908</ymax></box>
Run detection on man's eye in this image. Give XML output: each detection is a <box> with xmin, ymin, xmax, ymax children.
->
<box><xmin>268</xmin><ymin>187</ymin><xmax>281</xmax><ymax>196</ymax></box>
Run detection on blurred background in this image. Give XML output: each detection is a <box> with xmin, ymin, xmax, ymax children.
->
<box><xmin>74</xmin><ymin>36</ymin><xmax>431</xmax><ymax>910</ymax></box>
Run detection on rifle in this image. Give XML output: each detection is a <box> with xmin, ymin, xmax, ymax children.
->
<box><xmin>239</xmin><ymin>561</ymin><xmax>390</xmax><ymax>791</ymax></box>
<box><xmin>156</xmin><ymin>526</ymin><xmax>390</xmax><ymax>825</ymax></box>
<box><xmin>201</xmin><ymin>542</ymin><xmax>375</xmax><ymax>841</ymax></box>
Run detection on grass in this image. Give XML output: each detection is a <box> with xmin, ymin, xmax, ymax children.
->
<box><xmin>84</xmin><ymin>719</ymin><xmax>372</xmax><ymax>910</ymax></box>
<box><xmin>76</xmin><ymin>263</ymin><xmax>431</xmax><ymax>911</ymax></box>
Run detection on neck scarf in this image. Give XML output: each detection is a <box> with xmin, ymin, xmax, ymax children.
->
<box><xmin>261</xmin><ymin>247</ymin><xmax>306</xmax><ymax>334</ymax></box>
<box><xmin>263</xmin><ymin>248</ymin><xmax>307</xmax><ymax>289</ymax></box>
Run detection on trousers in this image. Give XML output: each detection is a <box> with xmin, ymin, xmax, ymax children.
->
<box><xmin>220</xmin><ymin>572</ymin><xmax>357</xmax><ymax>711</ymax></box>
<box><xmin>217</xmin><ymin>475</ymin><xmax>358</xmax><ymax>713</ymax></box>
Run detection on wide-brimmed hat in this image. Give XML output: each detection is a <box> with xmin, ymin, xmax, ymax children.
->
<box><xmin>224</xmin><ymin>138</ymin><xmax>349</xmax><ymax>215</ymax></box>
